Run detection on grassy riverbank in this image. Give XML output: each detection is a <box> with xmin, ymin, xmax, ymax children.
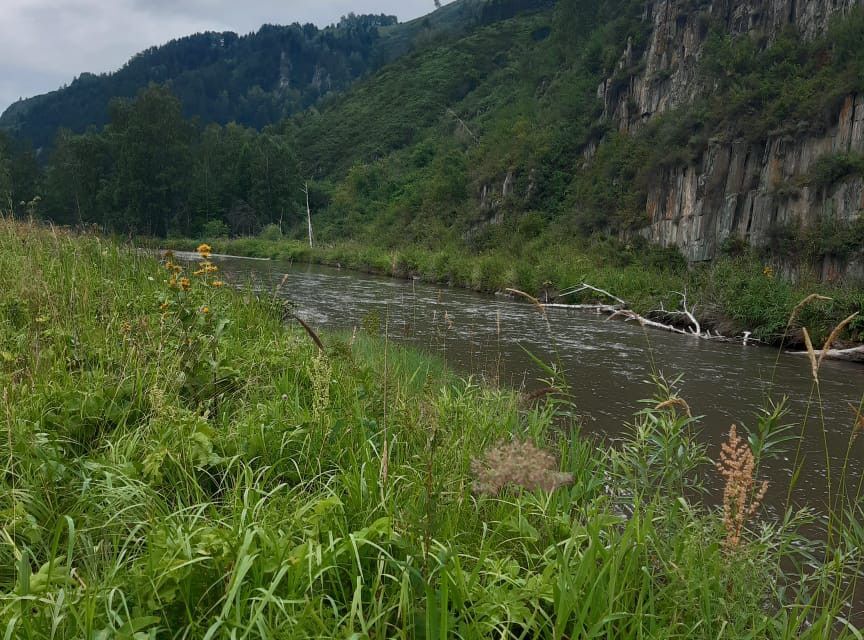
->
<box><xmin>3</xmin><ymin>220</ymin><xmax>863</xmax><ymax>637</ymax></box>
<box><xmin>162</xmin><ymin>235</ymin><xmax>864</xmax><ymax>346</ymax></box>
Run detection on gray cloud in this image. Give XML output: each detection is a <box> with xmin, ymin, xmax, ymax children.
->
<box><xmin>0</xmin><ymin>0</ymin><xmax>452</xmax><ymax>113</ymax></box>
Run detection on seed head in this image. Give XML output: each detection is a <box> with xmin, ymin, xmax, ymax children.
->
<box><xmin>471</xmin><ymin>439</ymin><xmax>573</xmax><ymax>496</ymax></box>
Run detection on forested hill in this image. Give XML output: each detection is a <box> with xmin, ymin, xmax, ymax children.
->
<box><xmin>2</xmin><ymin>0</ymin><xmax>864</xmax><ymax>282</ymax></box>
<box><xmin>0</xmin><ymin>0</ymin><xmax>550</xmax><ymax>151</ymax></box>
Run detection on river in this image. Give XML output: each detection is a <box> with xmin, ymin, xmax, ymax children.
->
<box><xmin>182</xmin><ymin>252</ymin><xmax>864</xmax><ymax>513</ymax></box>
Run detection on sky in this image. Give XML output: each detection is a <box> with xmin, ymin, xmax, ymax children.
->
<box><xmin>0</xmin><ymin>0</ymin><xmax>454</xmax><ymax>113</ymax></box>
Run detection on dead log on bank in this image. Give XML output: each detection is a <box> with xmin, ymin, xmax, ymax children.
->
<box><xmin>540</xmin><ymin>283</ymin><xmax>733</xmax><ymax>341</ymax></box>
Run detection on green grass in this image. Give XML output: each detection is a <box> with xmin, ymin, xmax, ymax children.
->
<box><xmin>3</xmin><ymin>220</ymin><xmax>863</xmax><ymax>638</ymax></box>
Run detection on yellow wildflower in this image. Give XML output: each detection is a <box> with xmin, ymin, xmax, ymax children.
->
<box><xmin>160</xmin><ymin>302</ymin><xmax>171</xmax><ymax>311</ymax></box>
<box><xmin>193</xmin><ymin>268</ymin><xmax>206</xmax><ymax>276</ymax></box>
<box><xmin>200</xmin><ymin>306</ymin><xmax>210</xmax><ymax>314</ymax></box>
<box><xmin>211</xmin><ymin>280</ymin><xmax>225</xmax><ymax>288</ymax></box>
<box><xmin>763</xmin><ymin>265</ymin><xmax>775</xmax><ymax>279</ymax></box>
<box><xmin>197</xmin><ymin>243</ymin><xmax>213</xmax><ymax>258</ymax></box>
<box><xmin>179</xmin><ymin>277</ymin><xmax>191</xmax><ymax>291</ymax></box>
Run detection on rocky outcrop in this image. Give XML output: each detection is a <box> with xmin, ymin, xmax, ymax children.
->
<box><xmin>643</xmin><ymin>94</ymin><xmax>864</xmax><ymax>263</ymax></box>
<box><xmin>593</xmin><ymin>0</ymin><xmax>864</xmax><ymax>273</ymax></box>
<box><xmin>599</xmin><ymin>0</ymin><xmax>862</xmax><ymax>133</ymax></box>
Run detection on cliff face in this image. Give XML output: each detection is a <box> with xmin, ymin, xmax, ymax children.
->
<box><xmin>595</xmin><ymin>0</ymin><xmax>864</xmax><ymax>272</ymax></box>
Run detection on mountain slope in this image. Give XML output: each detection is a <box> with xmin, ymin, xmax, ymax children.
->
<box><xmin>0</xmin><ymin>0</ymin><xmax>551</xmax><ymax>151</ymax></box>
<box><xmin>0</xmin><ymin>16</ymin><xmax>395</xmax><ymax>150</ymax></box>
<box><xmin>290</xmin><ymin>0</ymin><xmax>864</xmax><ymax>278</ymax></box>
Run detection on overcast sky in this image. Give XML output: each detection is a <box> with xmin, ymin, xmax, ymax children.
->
<box><xmin>0</xmin><ymin>0</ymin><xmax>454</xmax><ymax>113</ymax></box>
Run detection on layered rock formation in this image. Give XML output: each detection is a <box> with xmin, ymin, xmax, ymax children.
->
<box><xmin>596</xmin><ymin>0</ymin><xmax>864</xmax><ymax>272</ymax></box>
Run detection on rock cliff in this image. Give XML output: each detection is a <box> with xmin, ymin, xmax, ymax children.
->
<box><xmin>595</xmin><ymin>0</ymin><xmax>864</xmax><ymax>272</ymax></box>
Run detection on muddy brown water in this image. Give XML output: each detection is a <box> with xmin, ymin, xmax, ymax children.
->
<box><xmin>182</xmin><ymin>253</ymin><xmax>864</xmax><ymax>514</ymax></box>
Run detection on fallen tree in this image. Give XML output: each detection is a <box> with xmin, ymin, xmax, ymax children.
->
<box><xmin>548</xmin><ymin>284</ymin><xmax>732</xmax><ymax>341</ymax></box>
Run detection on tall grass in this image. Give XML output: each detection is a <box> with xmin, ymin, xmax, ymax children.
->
<box><xmin>2</xmin><ymin>219</ymin><xmax>862</xmax><ymax>638</ymax></box>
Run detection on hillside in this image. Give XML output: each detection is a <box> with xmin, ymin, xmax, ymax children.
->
<box><xmin>291</xmin><ymin>0</ymin><xmax>864</xmax><ymax>279</ymax></box>
<box><xmin>0</xmin><ymin>0</ymin><xmax>549</xmax><ymax>151</ymax></box>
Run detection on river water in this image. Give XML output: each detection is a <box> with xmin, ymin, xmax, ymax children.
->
<box><xmin>189</xmin><ymin>253</ymin><xmax>864</xmax><ymax>512</ymax></box>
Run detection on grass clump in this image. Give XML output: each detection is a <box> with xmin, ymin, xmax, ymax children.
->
<box><xmin>2</xmin><ymin>220</ymin><xmax>863</xmax><ymax>637</ymax></box>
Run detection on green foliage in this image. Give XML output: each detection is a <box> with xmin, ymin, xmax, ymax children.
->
<box><xmin>1</xmin><ymin>223</ymin><xmax>861</xmax><ymax>637</ymax></box>
<box><xmin>0</xmin><ymin>15</ymin><xmax>400</xmax><ymax>149</ymax></box>
<box><xmin>804</xmin><ymin>152</ymin><xmax>864</xmax><ymax>190</ymax></box>
<box><xmin>0</xmin><ymin>131</ymin><xmax>39</xmax><ymax>215</ymax></box>
<box><xmin>201</xmin><ymin>219</ymin><xmax>230</xmax><ymax>239</ymax></box>
<box><xmin>39</xmin><ymin>87</ymin><xmax>303</xmax><ymax>237</ymax></box>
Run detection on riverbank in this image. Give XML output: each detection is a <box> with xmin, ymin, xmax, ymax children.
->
<box><xmin>160</xmin><ymin>236</ymin><xmax>864</xmax><ymax>348</ymax></box>
<box><xmin>4</xmin><ymin>221</ymin><xmax>863</xmax><ymax>636</ymax></box>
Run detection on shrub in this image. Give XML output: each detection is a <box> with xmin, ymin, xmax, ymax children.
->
<box><xmin>258</xmin><ymin>223</ymin><xmax>283</xmax><ymax>242</ymax></box>
<box><xmin>201</xmin><ymin>219</ymin><xmax>230</xmax><ymax>239</ymax></box>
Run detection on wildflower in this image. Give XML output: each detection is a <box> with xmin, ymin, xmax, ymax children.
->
<box><xmin>179</xmin><ymin>277</ymin><xmax>191</xmax><ymax>291</ymax></box>
<box><xmin>211</xmin><ymin>280</ymin><xmax>225</xmax><ymax>288</ymax></box>
<box><xmin>716</xmin><ymin>425</ymin><xmax>768</xmax><ymax>550</ymax></box>
<box><xmin>196</xmin><ymin>243</ymin><xmax>213</xmax><ymax>259</ymax></box>
<box><xmin>159</xmin><ymin>302</ymin><xmax>170</xmax><ymax>312</ymax></box>
<box><xmin>194</xmin><ymin>260</ymin><xmax>219</xmax><ymax>277</ymax></box>
<box><xmin>763</xmin><ymin>265</ymin><xmax>775</xmax><ymax>279</ymax></box>
<box><xmin>200</xmin><ymin>306</ymin><xmax>210</xmax><ymax>314</ymax></box>
<box><xmin>120</xmin><ymin>321</ymin><xmax>132</xmax><ymax>333</ymax></box>
<box><xmin>471</xmin><ymin>439</ymin><xmax>574</xmax><ymax>496</ymax></box>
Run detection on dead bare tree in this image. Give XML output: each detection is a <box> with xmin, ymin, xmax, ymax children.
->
<box><xmin>302</xmin><ymin>182</ymin><xmax>314</xmax><ymax>248</ymax></box>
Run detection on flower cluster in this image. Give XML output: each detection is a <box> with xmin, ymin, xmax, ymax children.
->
<box><xmin>716</xmin><ymin>425</ymin><xmax>768</xmax><ymax>550</ymax></box>
<box><xmin>193</xmin><ymin>244</ymin><xmax>219</xmax><ymax>281</ymax></box>
<box><xmin>471</xmin><ymin>439</ymin><xmax>574</xmax><ymax>496</ymax></box>
<box><xmin>163</xmin><ymin>251</ymin><xmax>185</xmax><ymax>290</ymax></box>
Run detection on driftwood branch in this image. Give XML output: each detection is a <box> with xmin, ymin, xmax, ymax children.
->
<box><xmin>526</xmin><ymin>282</ymin><xmax>749</xmax><ymax>343</ymax></box>
<box><xmin>559</xmin><ymin>283</ymin><xmax>626</xmax><ymax>307</ymax></box>
<box><xmin>652</xmin><ymin>290</ymin><xmax>701</xmax><ymax>335</ymax></box>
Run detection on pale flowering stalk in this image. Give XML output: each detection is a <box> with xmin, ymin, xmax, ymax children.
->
<box><xmin>716</xmin><ymin>425</ymin><xmax>768</xmax><ymax>550</ymax></box>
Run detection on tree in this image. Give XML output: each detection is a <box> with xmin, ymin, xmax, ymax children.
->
<box><xmin>44</xmin><ymin>129</ymin><xmax>113</xmax><ymax>226</ymax></box>
<box><xmin>108</xmin><ymin>85</ymin><xmax>193</xmax><ymax>236</ymax></box>
<box><xmin>0</xmin><ymin>132</ymin><xmax>39</xmax><ymax>217</ymax></box>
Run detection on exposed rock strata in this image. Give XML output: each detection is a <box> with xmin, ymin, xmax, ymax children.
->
<box><xmin>594</xmin><ymin>0</ymin><xmax>864</xmax><ymax>272</ymax></box>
